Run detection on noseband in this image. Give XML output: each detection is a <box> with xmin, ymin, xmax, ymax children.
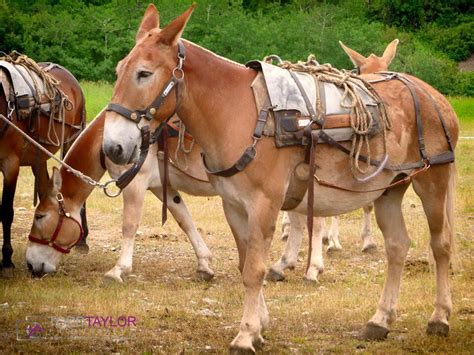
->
<box><xmin>28</xmin><ymin>193</ymin><xmax>84</xmax><ymax>254</ymax></box>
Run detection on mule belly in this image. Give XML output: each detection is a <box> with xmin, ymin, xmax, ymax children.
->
<box><xmin>290</xmin><ymin>184</ymin><xmax>383</xmax><ymax>217</ymax></box>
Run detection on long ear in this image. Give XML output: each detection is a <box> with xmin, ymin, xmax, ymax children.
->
<box><xmin>339</xmin><ymin>41</ymin><xmax>366</xmax><ymax>67</ymax></box>
<box><xmin>49</xmin><ymin>167</ymin><xmax>62</xmax><ymax>197</ymax></box>
<box><xmin>381</xmin><ymin>39</ymin><xmax>399</xmax><ymax>66</ymax></box>
<box><xmin>136</xmin><ymin>4</ymin><xmax>160</xmax><ymax>42</ymax></box>
<box><xmin>159</xmin><ymin>4</ymin><xmax>196</xmax><ymax>46</ymax></box>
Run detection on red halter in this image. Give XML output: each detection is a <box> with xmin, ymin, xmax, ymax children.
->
<box><xmin>28</xmin><ymin>193</ymin><xmax>84</xmax><ymax>254</ymax></box>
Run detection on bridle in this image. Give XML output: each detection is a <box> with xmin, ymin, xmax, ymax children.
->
<box><xmin>102</xmin><ymin>41</ymin><xmax>186</xmax><ymax>198</ymax></box>
<box><xmin>28</xmin><ymin>192</ymin><xmax>84</xmax><ymax>254</ymax></box>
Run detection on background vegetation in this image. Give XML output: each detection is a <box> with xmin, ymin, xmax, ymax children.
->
<box><xmin>1</xmin><ymin>0</ymin><xmax>473</xmax><ymax>95</ymax></box>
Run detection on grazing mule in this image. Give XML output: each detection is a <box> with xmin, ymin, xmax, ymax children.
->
<box><xmin>0</xmin><ymin>60</ymin><xmax>87</xmax><ymax>277</ymax></box>
<box><xmin>272</xmin><ymin>39</ymin><xmax>400</xmax><ymax>281</ymax></box>
<box><xmin>103</xmin><ymin>5</ymin><xmax>458</xmax><ymax>351</ymax></box>
<box><xmin>25</xmin><ymin>110</ymin><xmax>214</xmax><ymax>280</ymax></box>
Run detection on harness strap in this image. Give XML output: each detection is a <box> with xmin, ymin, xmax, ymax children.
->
<box><xmin>157</xmin><ymin>125</ymin><xmax>169</xmax><ymax>225</ymax></box>
<box><xmin>202</xmin><ymin>98</ymin><xmax>271</xmax><ymax>177</ymax></box>
<box><xmin>115</xmin><ymin>126</ymin><xmax>151</xmax><ymax>190</ymax></box>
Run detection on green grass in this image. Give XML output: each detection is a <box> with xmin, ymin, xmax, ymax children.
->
<box><xmin>81</xmin><ymin>81</ymin><xmax>113</xmax><ymax>121</ymax></box>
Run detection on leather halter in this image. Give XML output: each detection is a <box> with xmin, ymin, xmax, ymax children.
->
<box><xmin>105</xmin><ymin>41</ymin><xmax>186</xmax><ymax>125</ymax></box>
<box><xmin>28</xmin><ymin>193</ymin><xmax>84</xmax><ymax>254</ymax></box>
<box><xmin>102</xmin><ymin>41</ymin><xmax>186</xmax><ymax>197</ymax></box>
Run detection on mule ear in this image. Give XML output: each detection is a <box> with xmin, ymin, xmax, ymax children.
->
<box><xmin>159</xmin><ymin>4</ymin><xmax>196</xmax><ymax>46</ymax></box>
<box><xmin>49</xmin><ymin>167</ymin><xmax>62</xmax><ymax>196</ymax></box>
<box><xmin>381</xmin><ymin>39</ymin><xmax>399</xmax><ymax>66</ymax></box>
<box><xmin>136</xmin><ymin>4</ymin><xmax>160</xmax><ymax>42</ymax></box>
<box><xmin>339</xmin><ymin>41</ymin><xmax>366</xmax><ymax>67</ymax></box>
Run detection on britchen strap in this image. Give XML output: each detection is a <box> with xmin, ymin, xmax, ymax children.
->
<box><xmin>202</xmin><ymin>98</ymin><xmax>272</xmax><ymax>177</ymax></box>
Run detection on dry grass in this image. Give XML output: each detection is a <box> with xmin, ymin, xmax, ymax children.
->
<box><xmin>0</xmin><ymin>101</ymin><xmax>473</xmax><ymax>352</ymax></box>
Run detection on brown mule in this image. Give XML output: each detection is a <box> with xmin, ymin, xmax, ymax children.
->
<box><xmin>0</xmin><ymin>62</ymin><xmax>86</xmax><ymax>277</ymax></box>
<box><xmin>340</xmin><ymin>39</ymin><xmax>399</xmax><ymax>74</ymax></box>
<box><xmin>103</xmin><ymin>4</ymin><xmax>458</xmax><ymax>351</ymax></box>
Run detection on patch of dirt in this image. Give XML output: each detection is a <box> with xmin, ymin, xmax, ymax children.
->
<box><xmin>458</xmin><ymin>54</ymin><xmax>474</xmax><ymax>72</ymax></box>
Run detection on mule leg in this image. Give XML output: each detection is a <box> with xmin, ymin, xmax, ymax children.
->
<box><xmin>412</xmin><ymin>165</ymin><xmax>453</xmax><ymax>336</ymax></box>
<box><xmin>361</xmin><ymin>204</ymin><xmax>376</xmax><ymax>252</ymax></box>
<box><xmin>327</xmin><ymin>216</ymin><xmax>342</xmax><ymax>252</ymax></box>
<box><xmin>1</xmin><ymin>159</ymin><xmax>20</xmax><ymax>277</ymax></box>
<box><xmin>103</xmin><ymin>179</ymin><xmax>148</xmax><ymax>283</ymax></box>
<box><xmin>304</xmin><ymin>217</ymin><xmax>326</xmax><ymax>282</ymax></box>
<box><xmin>280</xmin><ymin>212</ymin><xmax>290</xmax><ymax>241</ymax></box>
<box><xmin>361</xmin><ymin>184</ymin><xmax>410</xmax><ymax>340</ymax></box>
<box><xmin>152</xmin><ymin>186</ymin><xmax>214</xmax><ymax>281</ymax></box>
<box><xmin>227</xmin><ymin>196</ymin><xmax>278</xmax><ymax>352</ymax></box>
<box><xmin>267</xmin><ymin>211</ymin><xmax>304</xmax><ymax>282</ymax></box>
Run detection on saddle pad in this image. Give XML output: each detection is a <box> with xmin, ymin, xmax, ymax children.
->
<box><xmin>0</xmin><ymin>60</ymin><xmax>51</xmax><ymax>112</ymax></box>
<box><xmin>247</xmin><ymin>60</ymin><xmax>379</xmax><ymax>117</ymax></box>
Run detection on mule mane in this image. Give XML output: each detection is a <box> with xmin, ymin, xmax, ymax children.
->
<box><xmin>182</xmin><ymin>39</ymin><xmax>246</xmax><ymax>69</ymax></box>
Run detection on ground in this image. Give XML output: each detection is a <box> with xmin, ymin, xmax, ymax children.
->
<box><xmin>0</xmin><ymin>94</ymin><xmax>473</xmax><ymax>353</ymax></box>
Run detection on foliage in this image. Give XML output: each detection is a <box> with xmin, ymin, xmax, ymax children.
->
<box><xmin>0</xmin><ymin>0</ymin><xmax>472</xmax><ymax>95</ymax></box>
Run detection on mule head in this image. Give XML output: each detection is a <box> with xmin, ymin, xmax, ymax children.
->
<box><xmin>103</xmin><ymin>3</ymin><xmax>195</xmax><ymax>165</ymax></box>
<box><xmin>339</xmin><ymin>39</ymin><xmax>399</xmax><ymax>74</ymax></box>
<box><xmin>26</xmin><ymin>168</ymin><xmax>83</xmax><ymax>277</ymax></box>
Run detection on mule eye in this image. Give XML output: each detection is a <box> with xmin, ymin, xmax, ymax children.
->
<box><xmin>137</xmin><ymin>71</ymin><xmax>152</xmax><ymax>80</ymax></box>
<box><xmin>35</xmin><ymin>213</ymin><xmax>46</xmax><ymax>220</ymax></box>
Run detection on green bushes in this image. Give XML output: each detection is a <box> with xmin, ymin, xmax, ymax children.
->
<box><xmin>1</xmin><ymin>0</ymin><xmax>472</xmax><ymax>96</ymax></box>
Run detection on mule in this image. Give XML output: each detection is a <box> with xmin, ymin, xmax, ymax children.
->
<box><xmin>25</xmin><ymin>110</ymin><xmax>214</xmax><ymax>280</ymax></box>
<box><xmin>272</xmin><ymin>204</ymin><xmax>375</xmax><ymax>282</ymax></box>
<box><xmin>272</xmin><ymin>39</ymin><xmax>401</xmax><ymax>281</ymax></box>
<box><xmin>103</xmin><ymin>5</ymin><xmax>458</xmax><ymax>350</ymax></box>
<box><xmin>0</xmin><ymin>60</ymin><xmax>87</xmax><ymax>277</ymax></box>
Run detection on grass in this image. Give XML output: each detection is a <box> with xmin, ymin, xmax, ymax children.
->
<box><xmin>0</xmin><ymin>90</ymin><xmax>473</xmax><ymax>353</ymax></box>
<box><xmin>81</xmin><ymin>81</ymin><xmax>113</xmax><ymax>121</ymax></box>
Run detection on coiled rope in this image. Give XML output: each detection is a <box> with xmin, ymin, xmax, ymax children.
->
<box><xmin>267</xmin><ymin>54</ymin><xmax>391</xmax><ymax>180</ymax></box>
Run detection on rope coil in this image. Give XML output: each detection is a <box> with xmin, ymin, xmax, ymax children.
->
<box><xmin>276</xmin><ymin>55</ymin><xmax>392</xmax><ymax>180</ymax></box>
<box><xmin>0</xmin><ymin>51</ymin><xmax>72</xmax><ymax>154</ymax></box>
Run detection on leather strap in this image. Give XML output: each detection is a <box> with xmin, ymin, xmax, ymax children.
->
<box><xmin>157</xmin><ymin>125</ymin><xmax>169</xmax><ymax>225</ymax></box>
<box><xmin>115</xmin><ymin>126</ymin><xmax>151</xmax><ymax>190</ymax></box>
<box><xmin>202</xmin><ymin>98</ymin><xmax>271</xmax><ymax>177</ymax></box>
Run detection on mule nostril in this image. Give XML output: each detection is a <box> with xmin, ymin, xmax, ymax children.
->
<box><xmin>27</xmin><ymin>262</ymin><xmax>33</xmax><ymax>272</ymax></box>
<box><xmin>114</xmin><ymin>144</ymin><xmax>123</xmax><ymax>156</ymax></box>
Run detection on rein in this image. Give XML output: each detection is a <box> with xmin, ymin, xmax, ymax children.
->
<box><xmin>28</xmin><ymin>193</ymin><xmax>84</xmax><ymax>254</ymax></box>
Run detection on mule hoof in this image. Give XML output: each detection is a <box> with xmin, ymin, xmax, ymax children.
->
<box><xmin>265</xmin><ymin>268</ymin><xmax>285</xmax><ymax>282</ymax></box>
<box><xmin>229</xmin><ymin>344</ymin><xmax>256</xmax><ymax>355</ymax></box>
<box><xmin>196</xmin><ymin>269</ymin><xmax>214</xmax><ymax>282</ymax></box>
<box><xmin>103</xmin><ymin>272</ymin><xmax>124</xmax><ymax>284</ymax></box>
<box><xmin>359</xmin><ymin>322</ymin><xmax>389</xmax><ymax>340</ymax></box>
<box><xmin>253</xmin><ymin>334</ymin><xmax>265</xmax><ymax>349</ymax></box>
<box><xmin>303</xmin><ymin>273</ymin><xmax>319</xmax><ymax>283</ymax></box>
<box><xmin>74</xmin><ymin>243</ymin><xmax>90</xmax><ymax>255</ymax></box>
<box><xmin>362</xmin><ymin>243</ymin><xmax>377</xmax><ymax>253</ymax></box>
<box><xmin>427</xmin><ymin>321</ymin><xmax>449</xmax><ymax>337</ymax></box>
<box><xmin>326</xmin><ymin>245</ymin><xmax>342</xmax><ymax>254</ymax></box>
<box><xmin>0</xmin><ymin>267</ymin><xmax>14</xmax><ymax>278</ymax></box>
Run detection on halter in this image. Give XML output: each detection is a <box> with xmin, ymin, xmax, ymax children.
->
<box><xmin>102</xmin><ymin>41</ymin><xmax>186</xmax><ymax>199</ymax></box>
<box><xmin>105</xmin><ymin>40</ymin><xmax>186</xmax><ymax>127</ymax></box>
<box><xmin>28</xmin><ymin>193</ymin><xmax>84</xmax><ymax>254</ymax></box>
